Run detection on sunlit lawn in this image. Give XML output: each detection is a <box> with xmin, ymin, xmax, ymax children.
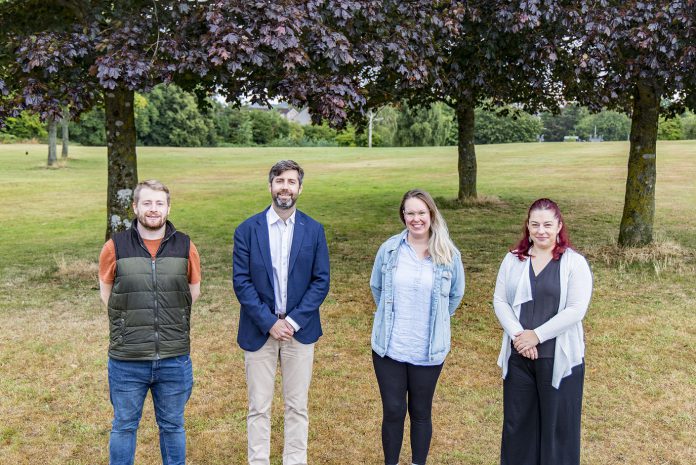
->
<box><xmin>0</xmin><ymin>141</ymin><xmax>694</xmax><ymax>464</ymax></box>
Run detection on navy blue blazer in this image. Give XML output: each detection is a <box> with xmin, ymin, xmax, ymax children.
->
<box><xmin>233</xmin><ymin>208</ymin><xmax>330</xmax><ymax>351</ymax></box>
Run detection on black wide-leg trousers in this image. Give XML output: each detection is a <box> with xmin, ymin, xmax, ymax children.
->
<box><xmin>501</xmin><ymin>354</ymin><xmax>584</xmax><ymax>465</ymax></box>
<box><xmin>372</xmin><ymin>351</ymin><xmax>444</xmax><ymax>465</ymax></box>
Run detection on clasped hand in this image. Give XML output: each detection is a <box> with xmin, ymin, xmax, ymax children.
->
<box><xmin>513</xmin><ymin>329</ymin><xmax>540</xmax><ymax>360</ymax></box>
<box><xmin>270</xmin><ymin>319</ymin><xmax>295</xmax><ymax>341</ymax></box>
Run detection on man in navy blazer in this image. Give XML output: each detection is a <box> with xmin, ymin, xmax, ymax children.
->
<box><xmin>233</xmin><ymin>160</ymin><xmax>330</xmax><ymax>465</ymax></box>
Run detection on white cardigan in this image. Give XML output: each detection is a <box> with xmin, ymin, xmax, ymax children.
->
<box><xmin>493</xmin><ymin>248</ymin><xmax>593</xmax><ymax>388</ymax></box>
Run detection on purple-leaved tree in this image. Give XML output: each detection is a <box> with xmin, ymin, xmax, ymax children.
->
<box><xmin>360</xmin><ymin>1</ymin><xmax>566</xmax><ymax>200</ymax></box>
<box><xmin>561</xmin><ymin>0</ymin><xmax>696</xmax><ymax>246</ymax></box>
<box><xmin>0</xmin><ymin>1</ymin><xmax>203</xmax><ymax>238</ymax></box>
<box><xmin>0</xmin><ymin>0</ymin><xmax>375</xmax><ymax>239</ymax></box>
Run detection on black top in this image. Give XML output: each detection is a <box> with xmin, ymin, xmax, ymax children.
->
<box><xmin>514</xmin><ymin>257</ymin><xmax>561</xmax><ymax>358</ymax></box>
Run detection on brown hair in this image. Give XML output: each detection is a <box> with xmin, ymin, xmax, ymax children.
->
<box><xmin>268</xmin><ymin>160</ymin><xmax>304</xmax><ymax>185</ymax></box>
<box><xmin>133</xmin><ymin>180</ymin><xmax>170</xmax><ymax>205</ymax></box>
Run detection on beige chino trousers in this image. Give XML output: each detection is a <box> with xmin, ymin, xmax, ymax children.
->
<box><xmin>244</xmin><ymin>336</ymin><xmax>315</xmax><ymax>465</ymax></box>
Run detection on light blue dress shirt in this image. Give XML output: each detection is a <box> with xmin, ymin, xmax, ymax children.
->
<box><xmin>266</xmin><ymin>207</ymin><xmax>300</xmax><ymax>331</ymax></box>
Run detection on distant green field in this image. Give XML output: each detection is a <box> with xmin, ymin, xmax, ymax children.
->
<box><xmin>0</xmin><ymin>142</ymin><xmax>694</xmax><ymax>464</ymax></box>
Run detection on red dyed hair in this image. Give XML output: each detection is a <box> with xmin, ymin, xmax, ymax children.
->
<box><xmin>512</xmin><ymin>198</ymin><xmax>572</xmax><ymax>261</ymax></box>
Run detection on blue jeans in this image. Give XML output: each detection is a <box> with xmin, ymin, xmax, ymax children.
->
<box><xmin>108</xmin><ymin>355</ymin><xmax>194</xmax><ymax>465</ymax></box>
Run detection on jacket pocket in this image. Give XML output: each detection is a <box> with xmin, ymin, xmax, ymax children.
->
<box><xmin>109</xmin><ymin>315</ymin><xmax>126</xmax><ymax>347</ymax></box>
<box><xmin>432</xmin><ymin>309</ymin><xmax>451</xmax><ymax>356</ymax></box>
<box><xmin>440</xmin><ymin>270</ymin><xmax>452</xmax><ymax>296</ymax></box>
<box><xmin>371</xmin><ymin>311</ymin><xmax>386</xmax><ymax>353</ymax></box>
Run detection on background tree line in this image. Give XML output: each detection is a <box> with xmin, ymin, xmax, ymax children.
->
<box><xmin>2</xmin><ymin>0</ymin><xmax>694</xmax><ymax>246</ymax></box>
<box><xmin>4</xmin><ymin>85</ymin><xmax>695</xmax><ymax>147</ymax></box>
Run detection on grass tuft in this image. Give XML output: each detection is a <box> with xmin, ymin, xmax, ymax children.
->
<box><xmin>586</xmin><ymin>239</ymin><xmax>696</xmax><ymax>275</ymax></box>
<box><xmin>435</xmin><ymin>194</ymin><xmax>504</xmax><ymax>209</ymax></box>
<box><xmin>53</xmin><ymin>255</ymin><xmax>99</xmax><ymax>282</ymax></box>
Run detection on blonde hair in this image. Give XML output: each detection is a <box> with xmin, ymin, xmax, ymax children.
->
<box><xmin>399</xmin><ymin>189</ymin><xmax>458</xmax><ymax>265</ymax></box>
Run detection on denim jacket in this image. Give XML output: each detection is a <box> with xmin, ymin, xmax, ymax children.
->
<box><xmin>370</xmin><ymin>230</ymin><xmax>465</xmax><ymax>364</ymax></box>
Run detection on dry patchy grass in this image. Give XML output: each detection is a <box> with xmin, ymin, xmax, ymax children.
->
<box><xmin>435</xmin><ymin>194</ymin><xmax>505</xmax><ymax>210</ymax></box>
<box><xmin>586</xmin><ymin>239</ymin><xmax>696</xmax><ymax>276</ymax></box>
<box><xmin>54</xmin><ymin>255</ymin><xmax>100</xmax><ymax>282</ymax></box>
<box><xmin>1</xmin><ymin>143</ymin><xmax>695</xmax><ymax>464</ymax></box>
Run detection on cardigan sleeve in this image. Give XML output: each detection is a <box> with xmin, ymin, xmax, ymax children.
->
<box><xmin>534</xmin><ymin>252</ymin><xmax>593</xmax><ymax>343</ymax></box>
<box><xmin>493</xmin><ymin>253</ymin><xmax>525</xmax><ymax>338</ymax></box>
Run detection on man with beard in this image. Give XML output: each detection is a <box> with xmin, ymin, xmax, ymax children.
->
<box><xmin>233</xmin><ymin>160</ymin><xmax>330</xmax><ymax>465</ymax></box>
<box><xmin>98</xmin><ymin>179</ymin><xmax>201</xmax><ymax>465</ymax></box>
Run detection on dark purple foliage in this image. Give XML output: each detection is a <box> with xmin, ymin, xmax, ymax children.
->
<box><xmin>562</xmin><ymin>0</ymin><xmax>696</xmax><ymax>114</ymax></box>
<box><xmin>0</xmin><ymin>0</ymin><xmax>394</xmax><ymax>128</ymax></box>
<box><xmin>362</xmin><ymin>1</ymin><xmax>567</xmax><ymax>114</ymax></box>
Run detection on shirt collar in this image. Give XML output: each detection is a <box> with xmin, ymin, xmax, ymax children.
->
<box><xmin>266</xmin><ymin>206</ymin><xmax>296</xmax><ymax>226</ymax></box>
<box><xmin>400</xmin><ymin>232</ymin><xmax>432</xmax><ymax>262</ymax></box>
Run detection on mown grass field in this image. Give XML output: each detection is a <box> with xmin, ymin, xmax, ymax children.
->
<box><xmin>0</xmin><ymin>141</ymin><xmax>694</xmax><ymax>464</ymax></box>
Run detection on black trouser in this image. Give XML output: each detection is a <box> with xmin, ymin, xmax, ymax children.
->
<box><xmin>372</xmin><ymin>351</ymin><xmax>444</xmax><ymax>465</ymax></box>
<box><xmin>501</xmin><ymin>355</ymin><xmax>584</xmax><ymax>465</ymax></box>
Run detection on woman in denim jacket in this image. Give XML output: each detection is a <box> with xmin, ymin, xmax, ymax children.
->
<box><xmin>370</xmin><ymin>189</ymin><xmax>465</xmax><ymax>465</ymax></box>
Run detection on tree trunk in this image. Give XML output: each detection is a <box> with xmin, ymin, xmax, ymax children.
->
<box><xmin>47</xmin><ymin>117</ymin><xmax>57</xmax><ymax>166</ymax></box>
<box><xmin>61</xmin><ymin>108</ymin><xmax>69</xmax><ymax>159</ymax></box>
<box><xmin>618</xmin><ymin>83</ymin><xmax>659</xmax><ymax>247</ymax></box>
<box><xmin>104</xmin><ymin>87</ymin><xmax>138</xmax><ymax>241</ymax></box>
<box><xmin>456</xmin><ymin>100</ymin><xmax>477</xmax><ymax>200</ymax></box>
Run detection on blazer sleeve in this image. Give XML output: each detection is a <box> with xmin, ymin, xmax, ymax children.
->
<box><xmin>286</xmin><ymin>224</ymin><xmax>330</xmax><ymax>328</ymax></box>
<box><xmin>534</xmin><ymin>253</ymin><xmax>593</xmax><ymax>343</ymax></box>
<box><xmin>493</xmin><ymin>253</ymin><xmax>525</xmax><ymax>338</ymax></box>
<box><xmin>232</xmin><ymin>223</ymin><xmax>277</xmax><ymax>335</ymax></box>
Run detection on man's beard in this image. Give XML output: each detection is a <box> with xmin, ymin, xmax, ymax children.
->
<box><xmin>273</xmin><ymin>192</ymin><xmax>297</xmax><ymax>210</ymax></box>
<box><xmin>137</xmin><ymin>212</ymin><xmax>167</xmax><ymax>231</ymax></box>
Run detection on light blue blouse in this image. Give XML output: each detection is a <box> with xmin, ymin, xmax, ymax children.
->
<box><xmin>386</xmin><ymin>238</ymin><xmax>437</xmax><ymax>365</ymax></box>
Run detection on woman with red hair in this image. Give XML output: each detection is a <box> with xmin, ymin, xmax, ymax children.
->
<box><xmin>493</xmin><ymin>198</ymin><xmax>593</xmax><ymax>465</ymax></box>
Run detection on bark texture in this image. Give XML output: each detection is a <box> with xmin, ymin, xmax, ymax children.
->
<box><xmin>456</xmin><ymin>100</ymin><xmax>477</xmax><ymax>200</ymax></box>
<box><xmin>618</xmin><ymin>83</ymin><xmax>659</xmax><ymax>247</ymax></box>
<box><xmin>105</xmin><ymin>87</ymin><xmax>138</xmax><ymax>241</ymax></box>
<box><xmin>61</xmin><ymin>108</ymin><xmax>69</xmax><ymax>159</ymax></box>
<box><xmin>47</xmin><ymin>118</ymin><xmax>57</xmax><ymax>166</ymax></box>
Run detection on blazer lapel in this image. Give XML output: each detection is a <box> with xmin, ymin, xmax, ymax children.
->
<box><xmin>288</xmin><ymin>211</ymin><xmax>306</xmax><ymax>274</ymax></box>
<box><xmin>255</xmin><ymin>213</ymin><xmax>274</xmax><ymax>285</ymax></box>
